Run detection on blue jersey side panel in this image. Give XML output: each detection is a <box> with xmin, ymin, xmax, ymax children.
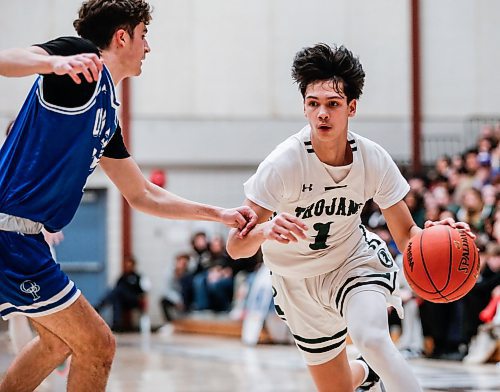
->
<box><xmin>0</xmin><ymin>66</ymin><xmax>119</xmax><ymax>231</ymax></box>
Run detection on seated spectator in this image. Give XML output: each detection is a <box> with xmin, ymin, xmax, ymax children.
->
<box><xmin>431</xmin><ymin>184</ymin><xmax>455</xmax><ymax>212</ymax></box>
<box><xmin>435</xmin><ymin>155</ymin><xmax>452</xmax><ymax>179</ymax></box>
<box><xmin>229</xmin><ymin>249</ymin><xmax>263</xmax><ymax>321</ymax></box>
<box><xmin>192</xmin><ymin>235</ymin><xmax>235</xmax><ymax>312</ymax></box>
<box><xmin>450</xmin><ymin>153</ymin><xmax>465</xmax><ymax>173</ymax></box>
<box><xmin>95</xmin><ymin>255</ymin><xmax>148</xmax><ymax>332</ymax></box>
<box><xmin>190</xmin><ymin>231</ymin><xmax>212</xmax><ymax>273</ymax></box>
<box><xmin>456</xmin><ymin>187</ymin><xmax>490</xmax><ymax>233</ymax></box>
<box><xmin>160</xmin><ymin>252</ymin><xmax>190</xmax><ymax>323</ymax></box>
<box><xmin>408</xmin><ymin>176</ymin><xmax>427</xmax><ymax>197</ymax></box>
<box><xmin>464</xmin><ymin>148</ymin><xmax>480</xmax><ymax>176</ymax></box>
<box><xmin>404</xmin><ymin>189</ymin><xmax>425</xmax><ymax>228</ymax></box>
<box><xmin>179</xmin><ymin>231</ymin><xmax>211</xmax><ymax>310</ymax></box>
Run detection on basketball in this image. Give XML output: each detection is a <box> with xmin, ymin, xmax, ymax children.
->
<box><xmin>403</xmin><ymin>225</ymin><xmax>480</xmax><ymax>303</ymax></box>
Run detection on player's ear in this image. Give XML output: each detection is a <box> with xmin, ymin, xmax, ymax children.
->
<box><xmin>348</xmin><ymin>99</ymin><xmax>357</xmax><ymax>118</ymax></box>
<box><xmin>114</xmin><ymin>29</ymin><xmax>128</xmax><ymax>48</ymax></box>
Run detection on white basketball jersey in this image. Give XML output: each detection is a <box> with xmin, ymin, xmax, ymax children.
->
<box><xmin>244</xmin><ymin>125</ymin><xmax>410</xmax><ymax>278</ymax></box>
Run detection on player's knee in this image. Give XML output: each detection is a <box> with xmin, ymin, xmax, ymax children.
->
<box><xmin>76</xmin><ymin>324</ymin><xmax>116</xmax><ymax>362</ymax></box>
<box><xmin>91</xmin><ymin>327</ymin><xmax>116</xmax><ymax>362</ymax></box>
<box><xmin>349</xmin><ymin>327</ymin><xmax>390</xmax><ymax>354</ymax></box>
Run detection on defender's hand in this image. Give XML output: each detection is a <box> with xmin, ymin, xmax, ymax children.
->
<box><xmin>221</xmin><ymin>206</ymin><xmax>258</xmax><ymax>237</ymax></box>
<box><xmin>51</xmin><ymin>53</ymin><xmax>103</xmax><ymax>84</ymax></box>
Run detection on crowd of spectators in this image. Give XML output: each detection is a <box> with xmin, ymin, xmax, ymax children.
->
<box><xmin>159</xmin><ymin>231</ymin><xmax>261</xmax><ymax>326</ymax></box>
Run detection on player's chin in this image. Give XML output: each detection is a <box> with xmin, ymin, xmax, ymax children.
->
<box><xmin>132</xmin><ymin>65</ymin><xmax>143</xmax><ymax>76</ymax></box>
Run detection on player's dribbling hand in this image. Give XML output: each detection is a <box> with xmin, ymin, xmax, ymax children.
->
<box><xmin>262</xmin><ymin>212</ymin><xmax>308</xmax><ymax>244</ymax></box>
<box><xmin>221</xmin><ymin>206</ymin><xmax>258</xmax><ymax>238</ymax></box>
<box><xmin>51</xmin><ymin>53</ymin><xmax>103</xmax><ymax>84</ymax></box>
<box><xmin>424</xmin><ymin>218</ymin><xmax>476</xmax><ymax>239</ymax></box>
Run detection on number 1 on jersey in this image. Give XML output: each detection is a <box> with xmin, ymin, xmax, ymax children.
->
<box><xmin>309</xmin><ymin>222</ymin><xmax>333</xmax><ymax>250</ymax></box>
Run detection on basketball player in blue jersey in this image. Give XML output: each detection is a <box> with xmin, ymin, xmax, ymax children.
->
<box><xmin>0</xmin><ymin>1</ymin><xmax>256</xmax><ymax>391</ymax></box>
<box><xmin>227</xmin><ymin>43</ymin><xmax>474</xmax><ymax>391</ymax></box>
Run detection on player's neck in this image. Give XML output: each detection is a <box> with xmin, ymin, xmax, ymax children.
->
<box><xmin>100</xmin><ymin>51</ymin><xmax>125</xmax><ymax>86</ymax></box>
<box><xmin>312</xmin><ymin>136</ymin><xmax>352</xmax><ymax>167</ymax></box>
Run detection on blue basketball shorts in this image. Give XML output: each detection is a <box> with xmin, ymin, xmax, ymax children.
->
<box><xmin>0</xmin><ymin>230</ymin><xmax>80</xmax><ymax>320</ymax></box>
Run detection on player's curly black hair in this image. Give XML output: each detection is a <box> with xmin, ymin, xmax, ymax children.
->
<box><xmin>291</xmin><ymin>43</ymin><xmax>365</xmax><ymax>102</ymax></box>
<box><xmin>74</xmin><ymin>0</ymin><xmax>152</xmax><ymax>49</ymax></box>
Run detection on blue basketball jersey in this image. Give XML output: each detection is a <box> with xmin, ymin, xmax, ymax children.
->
<box><xmin>0</xmin><ymin>65</ymin><xmax>120</xmax><ymax>232</ymax></box>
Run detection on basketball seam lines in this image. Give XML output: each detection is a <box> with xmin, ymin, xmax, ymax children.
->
<box><xmin>418</xmin><ymin>227</ymin><xmax>448</xmax><ymax>301</ymax></box>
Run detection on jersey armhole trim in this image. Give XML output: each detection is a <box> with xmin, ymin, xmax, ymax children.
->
<box><xmin>36</xmin><ymin>65</ymin><xmax>120</xmax><ymax>114</ymax></box>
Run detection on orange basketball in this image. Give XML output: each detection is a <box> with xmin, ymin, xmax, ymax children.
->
<box><xmin>403</xmin><ymin>225</ymin><xmax>480</xmax><ymax>303</ymax></box>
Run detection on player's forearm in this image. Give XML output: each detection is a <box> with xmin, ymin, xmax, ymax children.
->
<box><xmin>128</xmin><ymin>183</ymin><xmax>224</xmax><ymax>222</ymax></box>
<box><xmin>0</xmin><ymin>48</ymin><xmax>54</xmax><ymax>77</ymax></box>
<box><xmin>226</xmin><ymin>225</ymin><xmax>266</xmax><ymax>259</ymax></box>
<box><xmin>396</xmin><ymin>224</ymin><xmax>422</xmax><ymax>254</ymax></box>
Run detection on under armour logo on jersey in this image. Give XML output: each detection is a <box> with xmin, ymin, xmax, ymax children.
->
<box><xmin>20</xmin><ymin>280</ymin><xmax>41</xmax><ymax>301</ymax></box>
<box><xmin>302</xmin><ymin>184</ymin><xmax>313</xmax><ymax>192</ymax></box>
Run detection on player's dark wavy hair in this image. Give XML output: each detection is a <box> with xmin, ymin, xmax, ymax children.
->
<box><xmin>291</xmin><ymin>43</ymin><xmax>365</xmax><ymax>102</ymax></box>
<box><xmin>73</xmin><ymin>0</ymin><xmax>152</xmax><ymax>49</ymax></box>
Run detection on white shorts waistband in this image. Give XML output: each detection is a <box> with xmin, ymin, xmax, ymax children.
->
<box><xmin>0</xmin><ymin>213</ymin><xmax>43</xmax><ymax>235</ymax></box>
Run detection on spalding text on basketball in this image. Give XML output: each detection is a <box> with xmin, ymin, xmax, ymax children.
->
<box><xmin>458</xmin><ymin>230</ymin><xmax>470</xmax><ymax>273</ymax></box>
<box><xmin>406</xmin><ymin>242</ymin><xmax>414</xmax><ymax>272</ymax></box>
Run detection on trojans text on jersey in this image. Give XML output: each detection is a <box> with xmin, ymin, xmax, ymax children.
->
<box><xmin>295</xmin><ymin>197</ymin><xmax>363</xmax><ymax>220</ymax></box>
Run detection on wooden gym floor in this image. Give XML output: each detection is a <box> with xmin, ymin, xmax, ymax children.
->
<box><xmin>1</xmin><ymin>327</ymin><xmax>499</xmax><ymax>392</ymax></box>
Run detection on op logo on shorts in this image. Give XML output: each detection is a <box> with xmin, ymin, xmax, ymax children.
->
<box><xmin>20</xmin><ymin>280</ymin><xmax>41</xmax><ymax>301</ymax></box>
<box><xmin>377</xmin><ymin>248</ymin><xmax>393</xmax><ymax>267</ymax></box>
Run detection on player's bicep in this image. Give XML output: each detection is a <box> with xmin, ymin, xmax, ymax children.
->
<box><xmin>28</xmin><ymin>46</ymin><xmax>49</xmax><ymax>56</ymax></box>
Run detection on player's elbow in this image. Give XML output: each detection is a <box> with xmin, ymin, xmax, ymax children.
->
<box><xmin>125</xmin><ymin>188</ymin><xmax>151</xmax><ymax>213</ymax></box>
<box><xmin>226</xmin><ymin>239</ymin><xmax>255</xmax><ymax>260</ymax></box>
<box><xmin>226</xmin><ymin>241</ymin><xmax>242</xmax><ymax>259</ymax></box>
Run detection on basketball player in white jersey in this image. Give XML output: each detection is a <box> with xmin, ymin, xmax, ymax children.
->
<box><xmin>227</xmin><ymin>43</ymin><xmax>474</xmax><ymax>391</ymax></box>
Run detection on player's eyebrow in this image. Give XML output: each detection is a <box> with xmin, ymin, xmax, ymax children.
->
<box><xmin>305</xmin><ymin>94</ymin><xmax>344</xmax><ymax>100</ymax></box>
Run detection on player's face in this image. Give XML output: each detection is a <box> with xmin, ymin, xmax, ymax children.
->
<box><xmin>125</xmin><ymin>22</ymin><xmax>150</xmax><ymax>76</ymax></box>
<box><xmin>303</xmin><ymin>80</ymin><xmax>356</xmax><ymax>141</ymax></box>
